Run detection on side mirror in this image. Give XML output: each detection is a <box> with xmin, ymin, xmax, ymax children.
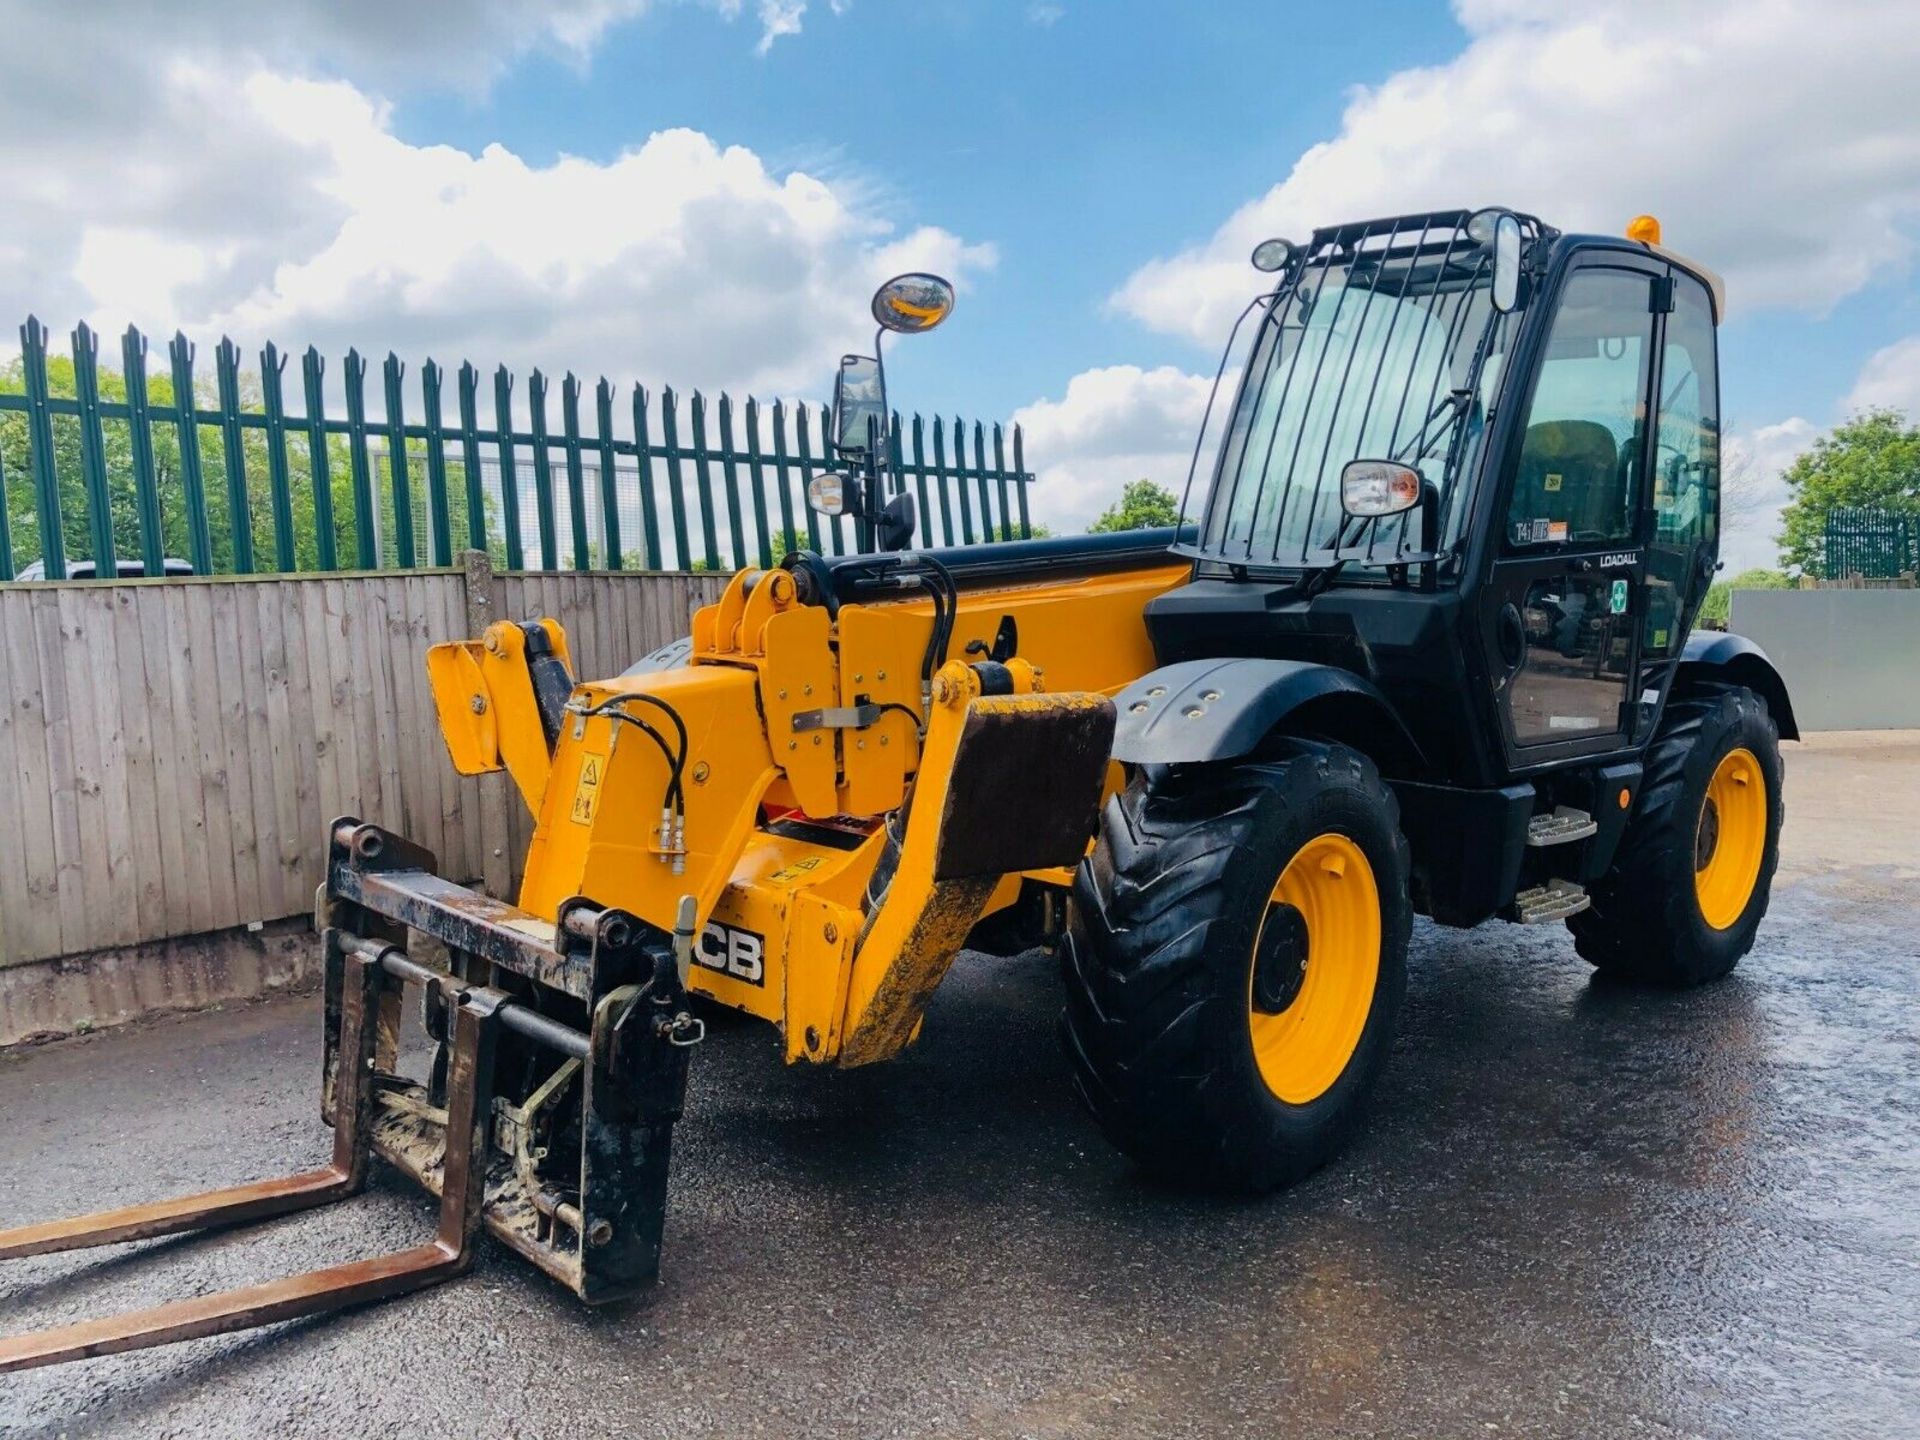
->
<box><xmin>875</xmin><ymin>492</ymin><xmax>916</xmax><ymax>552</ymax></box>
<box><xmin>832</xmin><ymin>354</ymin><xmax>887</xmax><ymax>459</ymax></box>
<box><xmin>1491</xmin><ymin>212</ymin><xmax>1522</xmax><ymax>313</ymax></box>
<box><xmin>807</xmin><ymin>470</ymin><xmax>860</xmax><ymax>518</ymax></box>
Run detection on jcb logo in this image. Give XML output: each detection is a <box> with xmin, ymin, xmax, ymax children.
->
<box><xmin>695</xmin><ymin>922</ymin><xmax>765</xmax><ymax>986</ymax></box>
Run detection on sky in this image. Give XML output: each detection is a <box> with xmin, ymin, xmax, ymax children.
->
<box><xmin>3</xmin><ymin>0</ymin><xmax>1918</xmax><ymax>566</ymax></box>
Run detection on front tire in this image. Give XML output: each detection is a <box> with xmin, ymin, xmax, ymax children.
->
<box><xmin>1569</xmin><ymin>683</ymin><xmax>1783</xmax><ymax>986</ymax></box>
<box><xmin>1061</xmin><ymin>742</ymin><xmax>1411</xmax><ymax>1192</ymax></box>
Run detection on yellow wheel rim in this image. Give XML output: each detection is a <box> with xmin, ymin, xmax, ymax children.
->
<box><xmin>1694</xmin><ymin>746</ymin><xmax>1766</xmax><ymax>930</ymax></box>
<box><xmin>1247</xmin><ymin>833</ymin><xmax>1380</xmax><ymax>1105</ymax></box>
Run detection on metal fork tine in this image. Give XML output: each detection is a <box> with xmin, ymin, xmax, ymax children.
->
<box><xmin>0</xmin><ymin>948</ymin><xmax>503</xmax><ymax>1374</ymax></box>
<box><xmin>0</xmin><ymin>942</ymin><xmax>383</xmax><ymax>1263</ymax></box>
<box><xmin>0</xmin><ymin>1169</ymin><xmax>355</xmax><ymax>1261</ymax></box>
<box><xmin>0</xmin><ymin>1242</ymin><xmax>463</xmax><ymax>1373</ymax></box>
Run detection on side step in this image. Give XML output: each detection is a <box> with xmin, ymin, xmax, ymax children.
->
<box><xmin>1511</xmin><ymin>879</ymin><xmax>1592</xmax><ymax>924</ymax></box>
<box><xmin>1526</xmin><ymin>807</ymin><xmax>1598</xmax><ymax>847</ymax></box>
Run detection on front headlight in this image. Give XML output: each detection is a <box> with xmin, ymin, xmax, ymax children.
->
<box><xmin>1339</xmin><ymin>460</ymin><xmax>1423</xmax><ymax>517</ymax></box>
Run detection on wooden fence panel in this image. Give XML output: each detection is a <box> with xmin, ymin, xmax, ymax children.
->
<box><xmin>0</xmin><ymin>564</ymin><xmax>724</xmax><ymax>967</ymax></box>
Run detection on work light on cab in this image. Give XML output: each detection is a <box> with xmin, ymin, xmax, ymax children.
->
<box><xmin>1339</xmin><ymin>459</ymin><xmax>1423</xmax><ymax>517</ymax></box>
<box><xmin>1250</xmin><ymin>237</ymin><xmax>1298</xmax><ymax>273</ymax></box>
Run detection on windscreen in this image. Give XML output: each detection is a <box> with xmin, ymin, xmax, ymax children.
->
<box><xmin>1186</xmin><ymin>215</ymin><xmax>1516</xmax><ymax>571</ymax></box>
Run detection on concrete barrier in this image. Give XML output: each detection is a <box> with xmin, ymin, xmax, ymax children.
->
<box><xmin>1731</xmin><ymin>588</ymin><xmax>1920</xmax><ymax>731</ymax></box>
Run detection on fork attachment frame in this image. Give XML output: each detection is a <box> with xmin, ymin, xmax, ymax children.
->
<box><xmin>0</xmin><ymin>818</ymin><xmax>697</xmax><ymax>1372</ymax></box>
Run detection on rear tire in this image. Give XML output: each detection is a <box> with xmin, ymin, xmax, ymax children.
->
<box><xmin>1569</xmin><ymin>683</ymin><xmax>1783</xmax><ymax>986</ymax></box>
<box><xmin>1061</xmin><ymin>742</ymin><xmax>1411</xmax><ymax>1192</ymax></box>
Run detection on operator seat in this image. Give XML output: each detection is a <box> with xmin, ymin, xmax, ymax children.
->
<box><xmin>1509</xmin><ymin>419</ymin><xmax>1618</xmax><ymax>541</ymax></box>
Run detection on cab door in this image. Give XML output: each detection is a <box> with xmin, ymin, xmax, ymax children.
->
<box><xmin>1639</xmin><ymin>269</ymin><xmax>1722</xmax><ymax>673</ymax></box>
<box><xmin>1479</xmin><ymin>258</ymin><xmax>1662</xmax><ymax>770</ymax></box>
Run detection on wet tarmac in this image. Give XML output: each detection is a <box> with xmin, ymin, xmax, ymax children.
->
<box><xmin>2</xmin><ymin>736</ymin><xmax>1916</xmax><ymax>1438</ymax></box>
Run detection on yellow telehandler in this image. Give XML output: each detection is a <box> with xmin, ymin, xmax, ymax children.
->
<box><xmin>1</xmin><ymin>212</ymin><xmax>1796</xmax><ymax>1370</ymax></box>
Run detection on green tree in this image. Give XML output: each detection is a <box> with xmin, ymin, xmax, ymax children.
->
<box><xmin>1699</xmin><ymin>567</ymin><xmax>1790</xmax><ymax>627</ymax></box>
<box><xmin>1087</xmin><ymin>479</ymin><xmax>1181</xmax><ymax>533</ymax></box>
<box><xmin>1776</xmin><ymin>409</ymin><xmax>1920</xmax><ymax>576</ymax></box>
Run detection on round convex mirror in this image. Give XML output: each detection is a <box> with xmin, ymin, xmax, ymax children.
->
<box><xmin>872</xmin><ymin>273</ymin><xmax>956</xmax><ymax>334</ymax></box>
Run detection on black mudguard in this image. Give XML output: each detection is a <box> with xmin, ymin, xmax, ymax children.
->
<box><xmin>1675</xmin><ymin>631</ymin><xmax>1799</xmax><ymax>740</ymax></box>
<box><xmin>1109</xmin><ymin>657</ymin><xmax>1421</xmax><ymax>769</ymax></box>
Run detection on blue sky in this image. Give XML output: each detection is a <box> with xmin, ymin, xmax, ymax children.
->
<box><xmin>392</xmin><ymin>0</ymin><xmax>1471</xmax><ymax>420</ymax></box>
<box><xmin>4</xmin><ymin>0</ymin><xmax>1917</xmax><ymax>562</ymax></box>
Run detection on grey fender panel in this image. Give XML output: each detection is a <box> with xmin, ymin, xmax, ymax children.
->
<box><xmin>1676</xmin><ymin>631</ymin><xmax>1799</xmax><ymax>740</ymax></box>
<box><xmin>1109</xmin><ymin>657</ymin><xmax>1410</xmax><ymax>765</ymax></box>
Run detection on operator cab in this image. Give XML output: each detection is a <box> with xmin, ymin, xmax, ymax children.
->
<box><xmin>1150</xmin><ymin>207</ymin><xmax>1729</xmax><ymax>790</ymax></box>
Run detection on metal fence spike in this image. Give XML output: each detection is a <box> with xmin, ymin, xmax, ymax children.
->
<box><xmin>0</xmin><ymin>319</ymin><xmax>1035</xmax><ymax>578</ymax></box>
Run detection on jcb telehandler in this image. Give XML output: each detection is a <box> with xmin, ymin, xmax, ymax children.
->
<box><xmin>2</xmin><ymin>209</ymin><xmax>1794</xmax><ymax>1370</ymax></box>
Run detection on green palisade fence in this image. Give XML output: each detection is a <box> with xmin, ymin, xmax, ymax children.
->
<box><xmin>0</xmin><ymin>315</ymin><xmax>1035</xmax><ymax>580</ymax></box>
<box><xmin>1822</xmin><ymin>506</ymin><xmax>1917</xmax><ymax>580</ymax></box>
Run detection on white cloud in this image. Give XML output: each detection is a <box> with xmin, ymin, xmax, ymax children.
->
<box><xmin>1845</xmin><ymin>336</ymin><xmax>1920</xmax><ymax>417</ymax></box>
<box><xmin>1028</xmin><ymin>3</ymin><xmax>1065</xmax><ymax>25</ymax></box>
<box><xmin>1721</xmin><ymin>417</ymin><xmax>1817</xmax><ymax>573</ymax></box>
<box><xmin>754</xmin><ymin>0</ymin><xmax>809</xmax><ymax>54</ymax></box>
<box><xmin>1011</xmin><ymin>365</ymin><xmax>1212</xmax><ymax>532</ymax></box>
<box><xmin>1114</xmin><ymin>0</ymin><xmax>1920</xmax><ymax>345</ymax></box>
<box><xmin>16</xmin><ymin>1</ymin><xmax>657</xmax><ymax>96</ymax></box>
<box><xmin>1</xmin><ymin>38</ymin><xmax>991</xmax><ymax>403</ymax></box>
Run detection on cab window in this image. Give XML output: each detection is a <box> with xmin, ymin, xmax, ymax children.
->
<box><xmin>1505</xmin><ymin>268</ymin><xmax>1654</xmax><ymax>549</ymax></box>
<box><xmin>1643</xmin><ymin>274</ymin><xmax>1720</xmax><ymax>655</ymax></box>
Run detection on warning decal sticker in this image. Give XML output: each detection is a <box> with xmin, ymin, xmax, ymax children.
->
<box><xmin>570</xmin><ymin>751</ymin><xmax>607</xmax><ymax>826</ymax></box>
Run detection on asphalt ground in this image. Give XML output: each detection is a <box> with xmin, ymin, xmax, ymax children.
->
<box><xmin>2</xmin><ymin>733</ymin><xmax>1916</xmax><ymax>1439</ymax></box>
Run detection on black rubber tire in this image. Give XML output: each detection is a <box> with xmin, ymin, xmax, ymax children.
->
<box><xmin>1568</xmin><ymin>683</ymin><xmax>1783</xmax><ymax>987</ymax></box>
<box><xmin>1060</xmin><ymin>741</ymin><xmax>1412</xmax><ymax>1192</ymax></box>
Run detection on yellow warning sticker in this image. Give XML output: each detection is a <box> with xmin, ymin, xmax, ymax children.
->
<box><xmin>570</xmin><ymin>751</ymin><xmax>607</xmax><ymax>826</ymax></box>
<box><xmin>1543</xmin><ymin>472</ymin><xmax>1563</xmax><ymax>492</ymax></box>
<box><xmin>769</xmin><ymin>855</ymin><xmax>825</xmax><ymax>886</ymax></box>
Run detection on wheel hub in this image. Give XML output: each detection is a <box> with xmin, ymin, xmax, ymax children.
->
<box><xmin>1694</xmin><ymin>746</ymin><xmax>1767</xmax><ymax>931</ymax></box>
<box><xmin>1695</xmin><ymin>795</ymin><xmax>1721</xmax><ymax>871</ymax></box>
<box><xmin>1252</xmin><ymin>902</ymin><xmax>1309</xmax><ymax>1015</ymax></box>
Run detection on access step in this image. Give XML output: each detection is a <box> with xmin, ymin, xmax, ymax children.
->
<box><xmin>1511</xmin><ymin>879</ymin><xmax>1591</xmax><ymax>924</ymax></box>
<box><xmin>1526</xmin><ymin>807</ymin><xmax>1598</xmax><ymax>847</ymax></box>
